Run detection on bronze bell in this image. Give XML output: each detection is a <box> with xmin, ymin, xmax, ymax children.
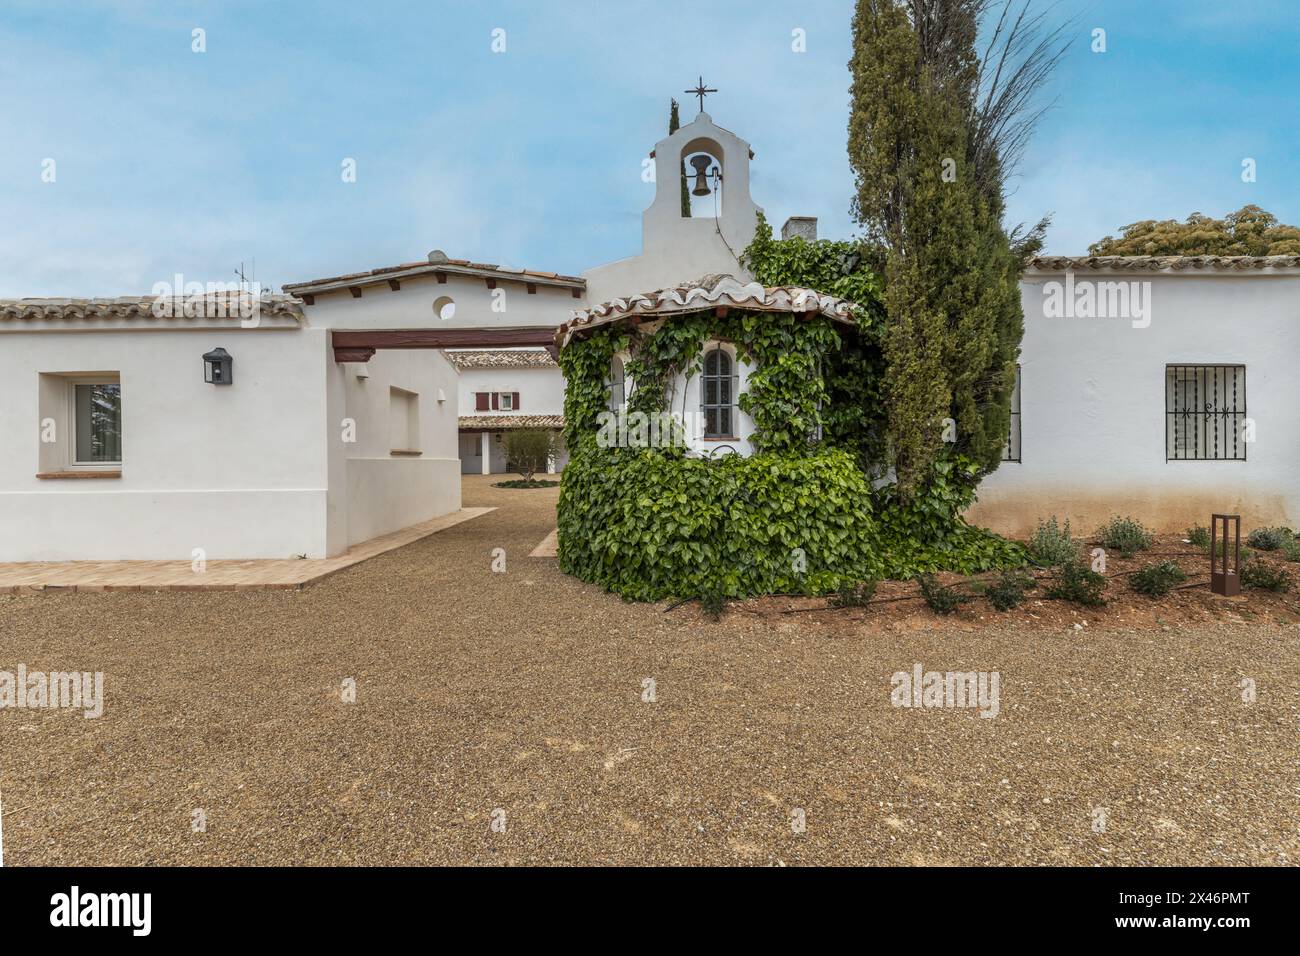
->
<box><xmin>690</xmin><ymin>155</ymin><xmax>714</xmax><ymax>196</ymax></box>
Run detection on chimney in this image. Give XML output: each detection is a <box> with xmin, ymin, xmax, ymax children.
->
<box><xmin>780</xmin><ymin>216</ymin><xmax>817</xmax><ymax>242</ymax></box>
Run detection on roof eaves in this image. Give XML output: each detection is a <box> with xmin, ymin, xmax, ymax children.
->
<box><xmin>285</xmin><ymin>262</ymin><xmax>586</xmax><ymax>297</ymax></box>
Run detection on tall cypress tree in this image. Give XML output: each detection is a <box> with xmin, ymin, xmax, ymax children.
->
<box><xmin>849</xmin><ymin>0</ymin><xmax>1035</xmax><ymax>496</ymax></box>
<box><xmin>669</xmin><ymin>98</ymin><xmax>690</xmax><ymax>218</ymax></box>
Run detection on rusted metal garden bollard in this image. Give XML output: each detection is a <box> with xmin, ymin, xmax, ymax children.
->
<box><xmin>1210</xmin><ymin>514</ymin><xmax>1242</xmax><ymax>596</ymax></box>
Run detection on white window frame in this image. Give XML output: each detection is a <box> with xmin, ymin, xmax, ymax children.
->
<box><xmin>68</xmin><ymin>375</ymin><xmax>123</xmax><ymax>469</ymax></box>
<box><xmin>498</xmin><ymin>391</ymin><xmax>514</xmax><ymax>411</ymax></box>
<box><xmin>606</xmin><ymin>355</ymin><xmax>626</xmax><ymax>412</ymax></box>
<box><xmin>700</xmin><ymin>342</ymin><xmax>739</xmax><ymax>441</ymax></box>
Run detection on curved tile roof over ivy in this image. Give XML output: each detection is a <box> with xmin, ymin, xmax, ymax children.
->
<box><xmin>556</xmin><ymin>273</ymin><xmax>858</xmax><ymax>349</ymax></box>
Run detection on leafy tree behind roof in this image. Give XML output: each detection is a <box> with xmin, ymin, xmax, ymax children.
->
<box><xmin>1088</xmin><ymin>205</ymin><xmax>1300</xmax><ymax>256</ymax></box>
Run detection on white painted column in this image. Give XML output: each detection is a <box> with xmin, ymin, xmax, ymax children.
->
<box><xmin>480</xmin><ymin>432</ymin><xmax>491</xmax><ymax>475</ymax></box>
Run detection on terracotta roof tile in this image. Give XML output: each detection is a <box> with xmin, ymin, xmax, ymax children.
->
<box><xmin>1027</xmin><ymin>255</ymin><xmax>1300</xmax><ymax>272</ymax></box>
<box><xmin>557</xmin><ymin>273</ymin><xmax>858</xmax><ymax>349</ymax></box>
<box><xmin>0</xmin><ymin>294</ymin><xmax>305</xmax><ymax>324</ymax></box>
<box><xmin>285</xmin><ymin>254</ymin><xmax>585</xmax><ymax>296</ymax></box>
<box><xmin>444</xmin><ymin>349</ymin><xmax>557</xmax><ymax>370</ymax></box>
<box><xmin>458</xmin><ymin>414</ymin><xmax>564</xmax><ymax>430</ymax></box>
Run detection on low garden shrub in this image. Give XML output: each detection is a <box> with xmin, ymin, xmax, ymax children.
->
<box><xmin>1045</xmin><ymin>558</ymin><xmax>1107</xmax><ymax>607</ymax></box>
<box><xmin>986</xmin><ymin>570</ymin><xmax>1036</xmax><ymax>611</ymax></box>
<box><xmin>1130</xmin><ymin>560</ymin><xmax>1188</xmax><ymax>597</ymax></box>
<box><xmin>1282</xmin><ymin>539</ymin><xmax>1300</xmax><ymax>563</ymax></box>
<box><xmin>916</xmin><ymin>574</ymin><xmax>973</xmax><ymax>615</ymax></box>
<box><xmin>1240</xmin><ymin>559</ymin><xmax>1293</xmax><ymax>593</ymax></box>
<box><xmin>1246</xmin><ymin>526</ymin><xmax>1294</xmax><ymax>551</ymax></box>
<box><xmin>1185</xmin><ymin>525</ymin><xmax>1211</xmax><ymax>549</ymax></box>
<box><xmin>1028</xmin><ymin>516</ymin><xmax>1078</xmax><ymax>567</ymax></box>
<box><xmin>698</xmin><ymin>590</ymin><xmax>727</xmax><ymax>620</ymax></box>
<box><xmin>492</xmin><ymin>479</ymin><xmax>560</xmax><ymax>489</ymax></box>
<box><xmin>828</xmin><ymin>580</ymin><xmax>878</xmax><ymax>608</ymax></box>
<box><xmin>1097</xmin><ymin>516</ymin><xmax>1154</xmax><ymax>557</ymax></box>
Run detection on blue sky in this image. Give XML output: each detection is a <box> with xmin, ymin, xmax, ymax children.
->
<box><xmin>2</xmin><ymin>0</ymin><xmax>1297</xmax><ymax>296</ymax></box>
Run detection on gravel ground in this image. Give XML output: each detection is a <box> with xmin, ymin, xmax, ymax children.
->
<box><xmin>1</xmin><ymin>475</ymin><xmax>1297</xmax><ymax>866</ymax></box>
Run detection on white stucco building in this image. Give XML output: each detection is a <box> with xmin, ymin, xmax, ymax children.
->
<box><xmin>448</xmin><ymin>349</ymin><xmax>568</xmax><ymax>474</ymax></box>
<box><xmin>2</xmin><ymin>104</ymin><xmax>1297</xmax><ymax>563</ymax></box>
<box><xmin>970</xmin><ymin>257</ymin><xmax>1300</xmax><ymax>535</ymax></box>
<box><xmin>0</xmin><ymin>293</ymin><xmax>460</xmax><ymax>561</ymax></box>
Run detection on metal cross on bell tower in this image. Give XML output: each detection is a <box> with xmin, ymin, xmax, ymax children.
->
<box><xmin>685</xmin><ymin>76</ymin><xmax>717</xmax><ymax>113</ymax></box>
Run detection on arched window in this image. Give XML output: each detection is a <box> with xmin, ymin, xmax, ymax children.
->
<box><xmin>701</xmin><ymin>346</ymin><xmax>738</xmax><ymax>439</ymax></box>
<box><xmin>606</xmin><ymin>356</ymin><xmax>626</xmax><ymax>412</ymax></box>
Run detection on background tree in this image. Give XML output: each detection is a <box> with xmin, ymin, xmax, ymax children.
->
<box><xmin>1089</xmin><ymin>204</ymin><xmax>1300</xmax><ymax>256</ymax></box>
<box><xmin>848</xmin><ymin>0</ymin><xmax>1065</xmax><ymax>495</ymax></box>
<box><xmin>669</xmin><ymin>98</ymin><xmax>690</xmax><ymax>218</ymax></box>
<box><xmin>499</xmin><ymin>428</ymin><xmax>558</xmax><ymax>482</ymax></box>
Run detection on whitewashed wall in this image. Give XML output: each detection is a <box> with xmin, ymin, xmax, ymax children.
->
<box><xmin>0</xmin><ymin>326</ymin><xmax>331</xmax><ymax>561</ymax></box>
<box><xmin>969</xmin><ymin>270</ymin><xmax>1300</xmax><ymax>535</ymax></box>
<box><xmin>0</xmin><ymin>320</ymin><xmax>465</xmax><ymax>560</ymax></box>
<box><xmin>333</xmin><ymin>349</ymin><xmax>461</xmax><ymax>548</ymax></box>
<box><xmin>302</xmin><ymin>273</ymin><xmax>576</xmax><ymax>330</ymax></box>
<box><xmin>455</xmin><ymin>364</ymin><xmax>565</xmax><ymax>417</ymax></box>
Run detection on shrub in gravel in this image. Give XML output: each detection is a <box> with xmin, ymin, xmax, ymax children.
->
<box><xmin>1240</xmin><ymin>559</ymin><xmax>1293</xmax><ymax>593</ymax></box>
<box><xmin>1130</xmin><ymin>560</ymin><xmax>1188</xmax><ymax>597</ymax></box>
<box><xmin>828</xmin><ymin>579</ymin><xmax>878</xmax><ymax>608</ymax></box>
<box><xmin>916</xmin><ymin>574</ymin><xmax>973</xmax><ymax>615</ymax></box>
<box><xmin>1185</xmin><ymin>525</ymin><xmax>1211</xmax><ymax>549</ymax></box>
<box><xmin>1045</xmin><ymin>558</ymin><xmax>1107</xmax><ymax>607</ymax></box>
<box><xmin>1028</xmin><ymin>516</ymin><xmax>1079</xmax><ymax>567</ymax></box>
<box><xmin>698</xmin><ymin>590</ymin><xmax>727</xmax><ymax>620</ymax></box>
<box><xmin>1282</xmin><ymin>539</ymin><xmax>1300</xmax><ymax>563</ymax></box>
<box><xmin>1246</xmin><ymin>526</ymin><xmax>1294</xmax><ymax>551</ymax></box>
<box><xmin>986</xmin><ymin>570</ymin><xmax>1036</xmax><ymax>611</ymax></box>
<box><xmin>1097</xmin><ymin>516</ymin><xmax>1154</xmax><ymax>557</ymax></box>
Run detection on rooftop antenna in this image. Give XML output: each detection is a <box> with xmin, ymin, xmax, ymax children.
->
<box><xmin>234</xmin><ymin>259</ymin><xmax>256</xmax><ymax>292</ymax></box>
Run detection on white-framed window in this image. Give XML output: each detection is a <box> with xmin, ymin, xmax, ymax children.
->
<box><xmin>498</xmin><ymin>391</ymin><xmax>514</xmax><ymax>411</ymax></box>
<box><xmin>73</xmin><ymin>380</ymin><xmax>123</xmax><ymax>464</ymax></box>
<box><xmin>606</xmin><ymin>355</ymin><xmax>626</xmax><ymax>412</ymax></box>
<box><xmin>39</xmin><ymin>373</ymin><xmax>123</xmax><ymax>474</ymax></box>
<box><xmin>701</xmin><ymin>344</ymin><xmax>738</xmax><ymax>439</ymax></box>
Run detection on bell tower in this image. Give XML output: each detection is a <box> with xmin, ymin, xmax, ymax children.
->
<box><xmin>583</xmin><ymin>94</ymin><xmax>764</xmax><ymax>304</ymax></box>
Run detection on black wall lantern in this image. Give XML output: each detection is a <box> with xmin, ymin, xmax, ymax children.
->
<box><xmin>203</xmin><ymin>347</ymin><xmax>233</xmax><ymax>385</ymax></box>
